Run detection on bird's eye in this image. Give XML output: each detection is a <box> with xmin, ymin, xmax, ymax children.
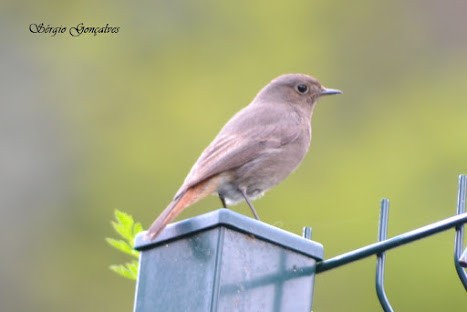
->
<box><xmin>297</xmin><ymin>84</ymin><xmax>308</xmax><ymax>93</ymax></box>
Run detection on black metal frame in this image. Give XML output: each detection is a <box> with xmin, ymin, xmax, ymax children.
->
<box><xmin>312</xmin><ymin>175</ymin><xmax>467</xmax><ymax>311</ymax></box>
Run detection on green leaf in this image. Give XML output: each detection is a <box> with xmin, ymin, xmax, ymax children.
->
<box><xmin>107</xmin><ymin>210</ymin><xmax>144</xmax><ymax>281</ymax></box>
<box><xmin>111</xmin><ymin>210</ymin><xmax>134</xmax><ymax>242</ymax></box>
<box><xmin>109</xmin><ymin>263</ymin><xmax>137</xmax><ymax>280</ymax></box>
<box><xmin>133</xmin><ymin>222</ymin><xmax>144</xmax><ymax>237</ymax></box>
<box><xmin>126</xmin><ymin>260</ymin><xmax>139</xmax><ymax>277</ymax></box>
<box><xmin>106</xmin><ymin>238</ymin><xmax>139</xmax><ymax>258</ymax></box>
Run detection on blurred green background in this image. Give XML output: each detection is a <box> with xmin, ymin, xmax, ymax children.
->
<box><xmin>1</xmin><ymin>0</ymin><xmax>467</xmax><ymax>311</ymax></box>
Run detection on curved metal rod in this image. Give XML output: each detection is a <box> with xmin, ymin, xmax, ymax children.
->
<box><xmin>454</xmin><ymin>174</ymin><xmax>467</xmax><ymax>290</ymax></box>
<box><xmin>376</xmin><ymin>199</ymin><xmax>394</xmax><ymax>312</ymax></box>
<box><xmin>459</xmin><ymin>247</ymin><xmax>467</xmax><ymax>267</ymax></box>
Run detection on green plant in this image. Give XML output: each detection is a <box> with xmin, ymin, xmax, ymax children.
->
<box><xmin>106</xmin><ymin>210</ymin><xmax>144</xmax><ymax>280</ymax></box>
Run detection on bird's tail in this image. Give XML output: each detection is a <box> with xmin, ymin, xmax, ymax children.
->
<box><xmin>146</xmin><ymin>178</ymin><xmax>219</xmax><ymax>240</ymax></box>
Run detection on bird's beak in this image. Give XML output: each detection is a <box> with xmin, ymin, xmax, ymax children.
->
<box><xmin>320</xmin><ymin>87</ymin><xmax>342</xmax><ymax>96</ymax></box>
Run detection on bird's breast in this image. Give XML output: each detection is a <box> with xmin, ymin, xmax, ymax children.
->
<box><xmin>216</xmin><ymin>125</ymin><xmax>312</xmax><ymax>205</ymax></box>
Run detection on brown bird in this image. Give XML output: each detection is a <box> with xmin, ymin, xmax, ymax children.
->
<box><xmin>147</xmin><ymin>73</ymin><xmax>341</xmax><ymax>240</ymax></box>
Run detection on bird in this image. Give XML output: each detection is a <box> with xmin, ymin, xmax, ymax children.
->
<box><xmin>147</xmin><ymin>73</ymin><xmax>341</xmax><ymax>240</ymax></box>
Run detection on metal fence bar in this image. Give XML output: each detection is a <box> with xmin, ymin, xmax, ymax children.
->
<box><xmin>376</xmin><ymin>199</ymin><xmax>394</xmax><ymax>312</ymax></box>
<box><xmin>454</xmin><ymin>174</ymin><xmax>467</xmax><ymax>290</ymax></box>
<box><xmin>316</xmin><ymin>212</ymin><xmax>467</xmax><ymax>273</ymax></box>
<box><xmin>302</xmin><ymin>226</ymin><xmax>312</xmax><ymax>240</ymax></box>
<box><xmin>460</xmin><ymin>247</ymin><xmax>467</xmax><ymax>267</ymax></box>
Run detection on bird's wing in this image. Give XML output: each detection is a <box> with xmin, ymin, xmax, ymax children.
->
<box><xmin>173</xmin><ymin>105</ymin><xmax>302</xmax><ymax>199</ymax></box>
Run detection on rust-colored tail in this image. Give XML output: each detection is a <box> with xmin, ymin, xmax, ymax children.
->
<box><xmin>146</xmin><ymin>178</ymin><xmax>220</xmax><ymax>240</ymax></box>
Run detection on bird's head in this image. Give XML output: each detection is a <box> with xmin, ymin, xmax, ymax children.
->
<box><xmin>255</xmin><ymin>73</ymin><xmax>342</xmax><ymax>108</ymax></box>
